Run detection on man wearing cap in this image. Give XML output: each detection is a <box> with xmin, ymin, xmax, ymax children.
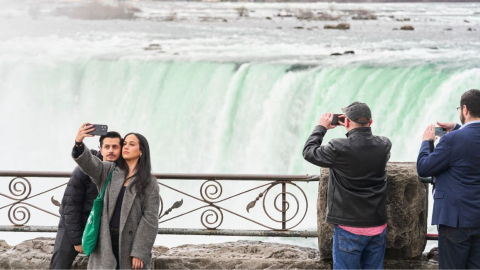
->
<box><xmin>303</xmin><ymin>102</ymin><xmax>392</xmax><ymax>269</ymax></box>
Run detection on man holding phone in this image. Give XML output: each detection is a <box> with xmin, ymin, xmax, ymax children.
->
<box><xmin>417</xmin><ymin>89</ymin><xmax>480</xmax><ymax>269</ymax></box>
<box><xmin>51</xmin><ymin>131</ymin><xmax>122</xmax><ymax>269</ymax></box>
<box><xmin>303</xmin><ymin>102</ymin><xmax>392</xmax><ymax>269</ymax></box>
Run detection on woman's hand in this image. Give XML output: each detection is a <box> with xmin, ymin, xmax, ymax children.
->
<box><xmin>132</xmin><ymin>257</ymin><xmax>144</xmax><ymax>269</ymax></box>
<box><xmin>74</xmin><ymin>244</ymin><xmax>83</xmax><ymax>253</ymax></box>
<box><xmin>75</xmin><ymin>123</ymin><xmax>95</xmax><ymax>143</ymax></box>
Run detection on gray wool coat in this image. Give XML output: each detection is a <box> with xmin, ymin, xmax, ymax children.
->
<box><xmin>73</xmin><ymin>145</ymin><xmax>160</xmax><ymax>269</ymax></box>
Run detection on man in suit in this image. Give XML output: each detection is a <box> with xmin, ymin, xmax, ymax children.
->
<box><xmin>417</xmin><ymin>89</ymin><xmax>480</xmax><ymax>269</ymax></box>
<box><xmin>51</xmin><ymin>131</ymin><xmax>122</xmax><ymax>269</ymax></box>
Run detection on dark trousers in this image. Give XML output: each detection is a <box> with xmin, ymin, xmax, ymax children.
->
<box><xmin>111</xmin><ymin>229</ymin><xmax>120</xmax><ymax>270</ymax></box>
<box><xmin>51</xmin><ymin>219</ymin><xmax>79</xmax><ymax>269</ymax></box>
<box><xmin>438</xmin><ymin>225</ymin><xmax>480</xmax><ymax>269</ymax></box>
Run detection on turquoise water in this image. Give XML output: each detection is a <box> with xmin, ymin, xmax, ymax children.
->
<box><xmin>2</xmin><ymin>60</ymin><xmax>477</xmax><ymax>173</ymax></box>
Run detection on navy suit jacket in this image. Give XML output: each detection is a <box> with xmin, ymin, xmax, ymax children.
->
<box><xmin>417</xmin><ymin>122</ymin><xmax>480</xmax><ymax>228</ymax></box>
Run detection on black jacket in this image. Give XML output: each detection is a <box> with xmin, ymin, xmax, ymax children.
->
<box><xmin>303</xmin><ymin>126</ymin><xmax>392</xmax><ymax>227</ymax></box>
<box><xmin>59</xmin><ymin>150</ymin><xmax>101</xmax><ymax>245</ymax></box>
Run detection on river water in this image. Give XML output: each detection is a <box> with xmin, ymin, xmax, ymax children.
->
<box><xmin>0</xmin><ymin>0</ymin><xmax>479</xmax><ymax>251</ymax></box>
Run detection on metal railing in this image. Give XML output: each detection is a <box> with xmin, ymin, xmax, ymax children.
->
<box><xmin>0</xmin><ymin>171</ymin><xmax>318</xmax><ymax>237</ymax></box>
<box><xmin>0</xmin><ymin>171</ymin><xmax>438</xmax><ymax>240</ymax></box>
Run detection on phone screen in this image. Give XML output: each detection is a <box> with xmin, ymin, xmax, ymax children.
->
<box><xmin>435</xmin><ymin>127</ymin><xmax>446</xmax><ymax>137</ymax></box>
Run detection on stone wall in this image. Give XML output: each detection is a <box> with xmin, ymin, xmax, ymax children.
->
<box><xmin>317</xmin><ymin>162</ymin><xmax>428</xmax><ymax>260</ymax></box>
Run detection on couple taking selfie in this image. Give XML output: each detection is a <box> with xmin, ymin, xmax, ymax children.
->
<box><xmin>51</xmin><ymin>124</ymin><xmax>159</xmax><ymax>269</ymax></box>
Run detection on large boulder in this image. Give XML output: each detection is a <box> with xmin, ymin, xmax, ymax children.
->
<box><xmin>0</xmin><ymin>240</ymin><xmax>11</xmax><ymax>253</ymax></box>
<box><xmin>155</xmin><ymin>240</ymin><xmax>331</xmax><ymax>269</ymax></box>
<box><xmin>0</xmin><ymin>237</ymin><xmax>89</xmax><ymax>269</ymax></box>
<box><xmin>0</xmin><ymin>237</ymin><xmax>55</xmax><ymax>269</ymax></box>
<box><xmin>317</xmin><ymin>162</ymin><xmax>428</xmax><ymax>260</ymax></box>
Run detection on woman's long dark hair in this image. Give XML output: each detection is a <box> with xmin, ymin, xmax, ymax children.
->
<box><xmin>117</xmin><ymin>133</ymin><xmax>152</xmax><ymax>198</ymax></box>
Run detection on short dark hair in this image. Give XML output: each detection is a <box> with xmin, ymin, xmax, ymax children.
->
<box><xmin>461</xmin><ymin>89</ymin><xmax>480</xmax><ymax>118</ymax></box>
<box><xmin>99</xmin><ymin>131</ymin><xmax>122</xmax><ymax>147</ymax></box>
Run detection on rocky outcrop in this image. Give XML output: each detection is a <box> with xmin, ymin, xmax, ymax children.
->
<box><xmin>156</xmin><ymin>241</ymin><xmax>331</xmax><ymax>269</ymax></box>
<box><xmin>0</xmin><ymin>240</ymin><xmax>11</xmax><ymax>253</ymax></box>
<box><xmin>324</xmin><ymin>23</ymin><xmax>350</xmax><ymax>30</ymax></box>
<box><xmin>317</xmin><ymin>162</ymin><xmax>428</xmax><ymax>260</ymax></box>
<box><xmin>0</xmin><ymin>238</ymin><xmax>438</xmax><ymax>269</ymax></box>
<box><xmin>56</xmin><ymin>2</ymin><xmax>137</xmax><ymax>20</ymax></box>
<box><xmin>0</xmin><ymin>237</ymin><xmax>56</xmax><ymax>269</ymax></box>
<box><xmin>0</xmin><ymin>238</ymin><xmax>330</xmax><ymax>269</ymax></box>
<box><xmin>401</xmin><ymin>25</ymin><xmax>415</xmax><ymax>31</ymax></box>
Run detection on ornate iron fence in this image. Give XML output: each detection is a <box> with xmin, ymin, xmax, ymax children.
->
<box><xmin>0</xmin><ymin>171</ymin><xmax>438</xmax><ymax>240</ymax></box>
<box><xmin>0</xmin><ymin>171</ymin><xmax>319</xmax><ymax>237</ymax></box>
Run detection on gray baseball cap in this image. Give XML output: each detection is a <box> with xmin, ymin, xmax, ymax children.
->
<box><xmin>342</xmin><ymin>101</ymin><xmax>372</xmax><ymax>124</ymax></box>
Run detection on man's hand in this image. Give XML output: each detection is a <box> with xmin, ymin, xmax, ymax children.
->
<box><xmin>318</xmin><ymin>113</ymin><xmax>338</xmax><ymax>130</ymax></box>
<box><xmin>132</xmin><ymin>257</ymin><xmax>144</xmax><ymax>269</ymax></box>
<box><xmin>75</xmin><ymin>123</ymin><xmax>95</xmax><ymax>143</ymax></box>
<box><xmin>74</xmin><ymin>244</ymin><xmax>83</xmax><ymax>253</ymax></box>
<box><xmin>437</xmin><ymin>122</ymin><xmax>456</xmax><ymax>133</ymax></box>
<box><xmin>423</xmin><ymin>125</ymin><xmax>436</xmax><ymax>141</ymax></box>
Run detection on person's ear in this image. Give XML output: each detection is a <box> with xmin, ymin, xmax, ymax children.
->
<box><xmin>463</xmin><ymin>105</ymin><xmax>469</xmax><ymax>116</ymax></box>
<box><xmin>345</xmin><ymin>118</ymin><xmax>350</xmax><ymax>128</ymax></box>
<box><xmin>368</xmin><ymin>119</ymin><xmax>373</xmax><ymax>127</ymax></box>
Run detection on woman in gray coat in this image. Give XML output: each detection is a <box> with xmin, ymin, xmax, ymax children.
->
<box><xmin>73</xmin><ymin>123</ymin><xmax>160</xmax><ymax>269</ymax></box>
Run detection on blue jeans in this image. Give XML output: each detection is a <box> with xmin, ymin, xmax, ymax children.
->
<box><xmin>438</xmin><ymin>225</ymin><xmax>480</xmax><ymax>269</ymax></box>
<box><xmin>333</xmin><ymin>225</ymin><xmax>386</xmax><ymax>269</ymax></box>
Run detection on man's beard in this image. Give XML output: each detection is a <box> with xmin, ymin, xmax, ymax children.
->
<box><xmin>460</xmin><ymin>111</ymin><xmax>466</xmax><ymax>125</ymax></box>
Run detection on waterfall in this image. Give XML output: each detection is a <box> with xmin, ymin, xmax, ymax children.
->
<box><xmin>1</xmin><ymin>60</ymin><xmax>478</xmax><ymax>174</ymax></box>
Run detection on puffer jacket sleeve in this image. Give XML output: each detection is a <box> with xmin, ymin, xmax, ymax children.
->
<box><xmin>62</xmin><ymin>166</ymin><xmax>89</xmax><ymax>245</ymax></box>
<box><xmin>130</xmin><ymin>178</ymin><xmax>160</xmax><ymax>264</ymax></box>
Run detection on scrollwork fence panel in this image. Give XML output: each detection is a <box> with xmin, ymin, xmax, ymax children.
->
<box><xmin>0</xmin><ymin>171</ymin><xmax>319</xmax><ymax>237</ymax></box>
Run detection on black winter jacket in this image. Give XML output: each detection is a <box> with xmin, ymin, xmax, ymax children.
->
<box><xmin>303</xmin><ymin>126</ymin><xmax>392</xmax><ymax>227</ymax></box>
<box><xmin>58</xmin><ymin>150</ymin><xmax>101</xmax><ymax>245</ymax></box>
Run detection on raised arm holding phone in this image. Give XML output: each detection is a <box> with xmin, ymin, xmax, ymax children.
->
<box><xmin>303</xmin><ymin>102</ymin><xmax>392</xmax><ymax>269</ymax></box>
<box><xmin>417</xmin><ymin>89</ymin><xmax>480</xmax><ymax>269</ymax></box>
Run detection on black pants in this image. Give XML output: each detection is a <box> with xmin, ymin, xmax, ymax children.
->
<box><xmin>111</xmin><ymin>230</ymin><xmax>120</xmax><ymax>270</ymax></box>
<box><xmin>438</xmin><ymin>225</ymin><xmax>480</xmax><ymax>269</ymax></box>
<box><xmin>51</xmin><ymin>219</ymin><xmax>78</xmax><ymax>269</ymax></box>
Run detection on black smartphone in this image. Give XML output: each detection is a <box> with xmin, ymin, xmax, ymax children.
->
<box><xmin>331</xmin><ymin>114</ymin><xmax>344</xmax><ymax>125</ymax></box>
<box><xmin>435</xmin><ymin>127</ymin><xmax>446</xmax><ymax>137</ymax></box>
<box><xmin>86</xmin><ymin>124</ymin><xmax>108</xmax><ymax>136</ymax></box>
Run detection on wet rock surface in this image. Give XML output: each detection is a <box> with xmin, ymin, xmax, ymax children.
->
<box><xmin>317</xmin><ymin>162</ymin><xmax>428</xmax><ymax>260</ymax></box>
